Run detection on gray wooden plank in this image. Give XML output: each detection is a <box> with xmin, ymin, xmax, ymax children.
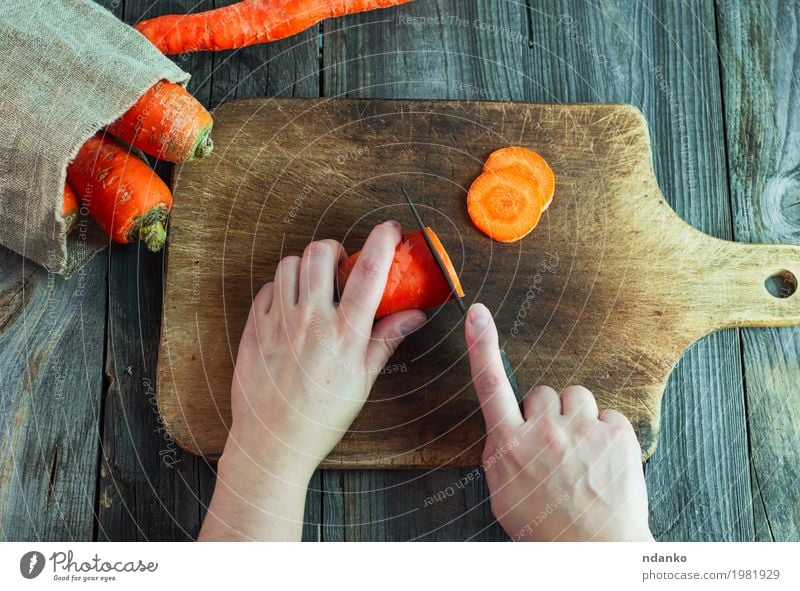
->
<box><xmin>523</xmin><ymin>0</ymin><xmax>752</xmax><ymax>542</ymax></box>
<box><xmin>324</xmin><ymin>0</ymin><xmax>753</xmax><ymax>541</ymax></box>
<box><xmin>94</xmin><ymin>0</ymin><xmax>324</xmax><ymax>540</ymax></box>
<box><xmin>716</xmin><ymin>0</ymin><xmax>800</xmax><ymax>541</ymax></box>
<box><xmin>94</xmin><ymin>0</ymin><xmax>215</xmax><ymax>542</ymax></box>
<box><xmin>322</xmin><ymin>0</ymin><xmax>525</xmax><ymax>541</ymax></box>
<box><xmin>0</xmin><ymin>250</ymin><xmax>107</xmax><ymax>541</ymax></box>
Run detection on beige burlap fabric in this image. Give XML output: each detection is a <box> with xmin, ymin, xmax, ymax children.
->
<box><xmin>0</xmin><ymin>0</ymin><xmax>190</xmax><ymax>276</ymax></box>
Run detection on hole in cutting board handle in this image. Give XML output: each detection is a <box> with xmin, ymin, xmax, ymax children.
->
<box><xmin>765</xmin><ymin>270</ymin><xmax>798</xmax><ymax>299</ymax></box>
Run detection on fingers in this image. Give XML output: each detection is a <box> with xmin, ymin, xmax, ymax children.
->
<box><xmin>599</xmin><ymin>408</ymin><xmax>634</xmax><ymax>432</ymax></box>
<box><xmin>365</xmin><ymin>309</ymin><xmax>427</xmax><ymax>373</ymax></box>
<box><xmin>253</xmin><ymin>282</ymin><xmax>274</xmax><ymax>314</ymax></box>
<box><xmin>298</xmin><ymin>239</ymin><xmax>345</xmax><ymax>305</ymax></box>
<box><xmin>465</xmin><ymin>303</ymin><xmax>524</xmax><ymax>431</ymax></box>
<box><xmin>275</xmin><ymin>255</ymin><xmax>301</xmax><ymax>309</ymax></box>
<box><xmin>560</xmin><ymin>385</ymin><xmax>599</xmax><ymax>420</ymax></box>
<box><xmin>522</xmin><ymin>385</ymin><xmax>560</xmax><ymax>421</ymax></box>
<box><xmin>338</xmin><ymin>221</ymin><xmax>402</xmax><ymax>330</ymax></box>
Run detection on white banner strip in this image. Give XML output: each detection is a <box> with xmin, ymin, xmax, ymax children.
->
<box><xmin>1</xmin><ymin>542</ymin><xmax>797</xmax><ymax>590</ymax></box>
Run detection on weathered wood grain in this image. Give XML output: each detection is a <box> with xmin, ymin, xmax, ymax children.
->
<box><xmin>0</xmin><ymin>250</ymin><xmax>107</xmax><ymax>541</ymax></box>
<box><xmin>717</xmin><ymin>0</ymin><xmax>800</xmax><ymax>541</ymax></box>
<box><xmin>165</xmin><ymin>96</ymin><xmax>799</xmax><ymax>462</ymax></box>
<box><xmin>321</xmin><ymin>0</ymin><xmax>519</xmax><ymax>542</ymax></box>
<box><xmin>520</xmin><ymin>0</ymin><xmax>757</xmax><ymax>541</ymax></box>
<box><xmin>95</xmin><ymin>0</ymin><xmax>323</xmax><ymax>541</ymax></box>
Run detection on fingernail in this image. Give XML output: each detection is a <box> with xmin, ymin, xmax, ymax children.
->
<box><xmin>469</xmin><ymin>303</ymin><xmax>490</xmax><ymax>328</ymax></box>
<box><xmin>383</xmin><ymin>220</ymin><xmax>401</xmax><ymax>228</ymax></box>
<box><xmin>400</xmin><ymin>315</ymin><xmax>426</xmax><ymax>335</ymax></box>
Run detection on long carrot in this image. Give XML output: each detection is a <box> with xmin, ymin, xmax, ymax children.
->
<box><xmin>135</xmin><ymin>0</ymin><xmax>414</xmax><ymax>55</ymax></box>
<box><xmin>106</xmin><ymin>80</ymin><xmax>213</xmax><ymax>162</ymax></box>
<box><xmin>62</xmin><ymin>182</ymin><xmax>79</xmax><ymax>235</ymax></box>
<box><xmin>67</xmin><ymin>134</ymin><xmax>173</xmax><ymax>251</ymax></box>
<box><xmin>467</xmin><ymin>170</ymin><xmax>546</xmax><ymax>243</ymax></box>
<box><xmin>338</xmin><ymin>227</ymin><xmax>464</xmax><ymax>318</ymax></box>
<box><xmin>483</xmin><ymin>146</ymin><xmax>555</xmax><ymax>210</ymax></box>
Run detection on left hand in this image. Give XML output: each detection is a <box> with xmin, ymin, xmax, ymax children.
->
<box><xmin>199</xmin><ymin>221</ymin><xmax>426</xmax><ymax>540</ymax></box>
<box><xmin>228</xmin><ymin>219</ymin><xmax>426</xmax><ymax>471</ymax></box>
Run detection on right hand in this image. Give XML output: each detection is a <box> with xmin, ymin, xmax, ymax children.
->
<box><xmin>464</xmin><ymin>303</ymin><xmax>654</xmax><ymax>542</ymax></box>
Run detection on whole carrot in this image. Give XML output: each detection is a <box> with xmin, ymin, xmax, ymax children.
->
<box><xmin>135</xmin><ymin>0</ymin><xmax>413</xmax><ymax>54</ymax></box>
<box><xmin>67</xmin><ymin>134</ymin><xmax>173</xmax><ymax>251</ymax></box>
<box><xmin>107</xmin><ymin>80</ymin><xmax>213</xmax><ymax>162</ymax></box>
<box><xmin>62</xmin><ymin>182</ymin><xmax>79</xmax><ymax>235</ymax></box>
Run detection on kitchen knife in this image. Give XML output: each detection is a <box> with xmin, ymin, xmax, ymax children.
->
<box><xmin>401</xmin><ymin>188</ymin><xmax>521</xmax><ymax>402</ymax></box>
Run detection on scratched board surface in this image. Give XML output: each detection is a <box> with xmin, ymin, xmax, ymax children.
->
<box><xmin>157</xmin><ymin>98</ymin><xmax>800</xmax><ymax>468</ymax></box>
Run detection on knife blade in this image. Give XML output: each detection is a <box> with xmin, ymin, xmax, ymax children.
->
<box><xmin>401</xmin><ymin>188</ymin><xmax>521</xmax><ymax>402</ymax></box>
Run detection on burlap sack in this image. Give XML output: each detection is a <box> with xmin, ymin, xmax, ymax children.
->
<box><xmin>0</xmin><ymin>0</ymin><xmax>190</xmax><ymax>276</ymax></box>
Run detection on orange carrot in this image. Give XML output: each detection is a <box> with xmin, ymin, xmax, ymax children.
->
<box><xmin>62</xmin><ymin>182</ymin><xmax>79</xmax><ymax>235</ymax></box>
<box><xmin>483</xmin><ymin>146</ymin><xmax>555</xmax><ymax>210</ymax></box>
<box><xmin>106</xmin><ymin>80</ymin><xmax>213</xmax><ymax>162</ymax></box>
<box><xmin>135</xmin><ymin>0</ymin><xmax>414</xmax><ymax>55</ymax></box>
<box><xmin>67</xmin><ymin>134</ymin><xmax>173</xmax><ymax>251</ymax></box>
<box><xmin>338</xmin><ymin>227</ymin><xmax>464</xmax><ymax>318</ymax></box>
<box><xmin>467</xmin><ymin>170</ymin><xmax>545</xmax><ymax>243</ymax></box>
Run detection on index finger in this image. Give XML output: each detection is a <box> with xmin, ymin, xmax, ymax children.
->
<box><xmin>465</xmin><ymin>303</ymin><xmax>524</xmax><ymax>432</ymax></box>
<box><xmin>338</xmin><ymin>221</ymin><xmax>402</xmax><ymax>331</ymax></box>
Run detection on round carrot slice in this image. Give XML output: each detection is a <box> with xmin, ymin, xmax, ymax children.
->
<box><xmin>467</xmin><ymin>170</ymin><xmax>545</xmax><ymax>243</ymax></box>
<box><xmin>483</xmin><ymin>146</ymin><xmax>555</xmax><ymax>210</ymax></box>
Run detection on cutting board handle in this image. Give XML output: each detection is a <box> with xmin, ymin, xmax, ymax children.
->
<box><xmin>698</xmin><ymin>240</ymin><xmax>800</xmax><ymax>331</ymax></box>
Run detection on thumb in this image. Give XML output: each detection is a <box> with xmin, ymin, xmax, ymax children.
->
<box><xmin>365</xmin><ymin>309</ymin><xmax>427</xmax><ymax>373</ymax></box>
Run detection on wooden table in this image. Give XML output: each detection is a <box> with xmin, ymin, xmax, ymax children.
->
<box><xmin>1</xmin><ymin>0</ymin><xmax>798</xmax><ymax>542</ymax></box>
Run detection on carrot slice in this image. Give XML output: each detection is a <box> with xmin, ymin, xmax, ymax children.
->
<box><xmin>338</xmin><ymin>227</ymin><xmax>464</xmax><ymax>318</ymax></box>
<box><xmin>483</xmin><ymin>146</ymin><xmax>555</xmax><ymax>210</ymax></box>
<box><xmin>467</xmin><ymin>170</ymin><xmax>545</xmax><ymax>243</ymax></box>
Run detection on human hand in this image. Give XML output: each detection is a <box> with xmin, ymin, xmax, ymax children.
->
<box><xmin>465</xmin><ymin>303</ymin><xmax>654</xmax><ymax>542</ymax></box>
<box><xmin>200</xmin><ymin>221</ymin><xmax>426</xmax><ymax>540</ymax></box>
<box><xmin>227</xmin><ymin>220</ymin><xmax>427</xmax><ymax>471</ymax></box>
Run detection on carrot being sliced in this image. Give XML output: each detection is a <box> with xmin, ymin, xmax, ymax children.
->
<box><xmin>467</xmin><ymin>170</ymin><xmax>545</xmax><ymax>243</ymax></box>
<box><xmin>337</xmin><ymin>227</ymin><xmax>464</xmax><ymax>319</ymax></box>
<box><xmin>483</xmin><ymin>146</ymin><xmax>555</xmax><ymax>210</ymax></box>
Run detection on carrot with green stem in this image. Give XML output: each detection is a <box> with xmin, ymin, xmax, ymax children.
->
<box><xmin>67</xmin><ymin>134</ymin><xmax>173</xmax><ymax>251</ymax></box>
<box><xmin>338</xmin><ymin>227</ymin><xmax>464</xmax><ymax>318</ymax></box>
<box><xmin>106</xmin><ymin>80</ymin><xmax>213</xmax><ymax>162</ymax></box>
<box><xmin>135</xmin><ymin>0</ymin><xmax>414</xmax><ymax>55</ymax></box>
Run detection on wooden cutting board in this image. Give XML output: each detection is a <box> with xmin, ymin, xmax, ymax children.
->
<box><xmin>158</xmin><ymin>98</ymin><xmax>800</xmax><ymax>467</ymax></box>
